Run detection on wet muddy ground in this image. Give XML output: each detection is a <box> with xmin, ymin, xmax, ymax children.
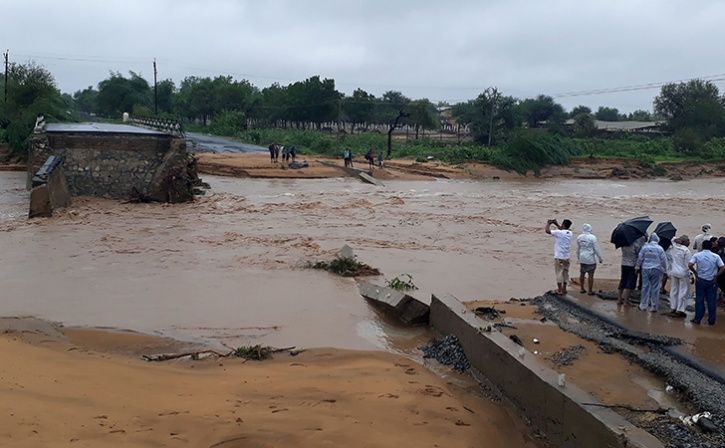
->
<box><xmin>2</xmin><ymin>171</ymin><xmax>725</xmax><ymax>353</ymax></box>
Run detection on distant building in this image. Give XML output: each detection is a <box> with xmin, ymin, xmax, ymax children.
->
<box><xmin>565</xmin><ymin>119</ymin><xmax>665</xmax><ymax>134</ymax></box>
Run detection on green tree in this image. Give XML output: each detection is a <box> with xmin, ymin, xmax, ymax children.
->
<box><xmin>96</xmin><ymin>71</ymin><xmax>152</xmax><ymax>118</ymax></box>
<box><xmin>175</xmin><ymin>76</ymin><xmax>214</xmax><ymax>124</ymax></box>
<box><xmin>572</xmin><ymin>113</ymin><xmax>597</xmax><ymax>137</ymax></box>
<box><xmin>654</xmin><ymin>79</ymin><xmax>725</xmax><ymax>151</ymax></box>
<box><xmin>342</xmin><ymin>88</ymin><xmax>375</xmax><ymax>133</ymax></box>
<box><xmin>1</xmin><ymin>62</ymin><xmax>66</xmax><ymax>154</ymax></box>
<box><xmin>72</xmin><ymin>86</ymin><xmax>98</xmax><ymax>115</ymax></box>
<box><xmin>594</xmin><ymin>106</ymin><xmax>621</xmax><ymax>121</ymax></box>
<box><xmin>453</xmin><ymin>91</ymin><xmax>520</xmax><ymax>144</ymax></box>
<box><xmin>519</xmin><ymin>95</ymin><xmax>565</xmax><ymax>129</ymax></box>
<box><xmin>569</xmin><ymin>105</ymin><xmax>591</xmax><ymax>118</ymax></box>
<box><xmin>285</xmin><ymin>76</ymin><xmax>340</xmax><ymax>128</ymax></box>
<box><xmin>408</xmin><ymin>98</ymin><xmax>438</xmax><ymax>139</ymax></box>
<box><xmin>627</xmin><ymin>110</ymin><xmax>652</xmax><ymax>121</ymax></box>
<box><xmin>156</xmin><ymin>79</ymin><xmax>175</xmax><ymax>115</ymax></box>
<box><xmin>375</xmin><ymin>90</ymin><xmax>411</xmax><ymax>124</ymax></box>
<box><xmin>258</xmin><ymin>83</ymin><xmax>289</xmax><ymax>124</ymax></box>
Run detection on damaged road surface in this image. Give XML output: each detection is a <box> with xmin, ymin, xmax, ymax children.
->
<box><xmin>534</xmin><ymin>293</ymin><xmax>725</xmax><ymax>448</ymax></box>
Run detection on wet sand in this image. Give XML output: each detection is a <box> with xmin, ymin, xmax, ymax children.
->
<box><xmin>466</xmin><ymin>301</ymin><xmax>691</xmax><ymax>415</ymax></box>
<box><xmin>2</xmin><ymin>171</ymin><xmax>725</xmax><ymax>349</ymax></box>
<box><xmin>0</xmin><ymin>328</ymin><xmax>538</xmax><ymax>448</ymax></box>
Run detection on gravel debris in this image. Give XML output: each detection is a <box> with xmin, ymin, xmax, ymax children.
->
<box><xmin>549</xmin><ymin>345</ymin><xmax>587</xmax><ymax>367</ymax></box>
<box><xmin>421</xmin><ymin>335</ymin><xmax>471</xmax><ymax>372</ymax></box>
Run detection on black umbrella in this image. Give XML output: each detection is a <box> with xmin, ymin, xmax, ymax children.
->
<box><xmin>654</xmin><ymin>222</ymin><xmax>677</xmax><ymax>241</ymax></box>
<box><xmin>611</xmin><ymin>216</ymin><xmax>653</xmax><ymax>248</ymax></box>
<box><xmin>654</xmin><ymin>222</ymin><xmax>677</xmax><ymax>251</ymax></box>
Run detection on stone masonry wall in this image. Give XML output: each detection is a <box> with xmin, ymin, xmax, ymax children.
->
<box><xmin>29</xmin><ymin>133</ymin><xmax>191</xmax><ymax>201</ymax></box>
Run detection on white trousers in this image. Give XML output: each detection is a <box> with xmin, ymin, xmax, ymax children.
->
<box><xmin>669</xmin><ymin>276</ymin><xmax>690</xmax><ymax>313</ymax></box>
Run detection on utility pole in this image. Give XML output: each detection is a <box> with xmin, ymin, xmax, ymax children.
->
<box><xmin>3</xmin><ymin>50</ymin><xmax>8</xmax><ymax>108</ymax></box>
<box><xmin>153</xmin><ymin>58</ymin><xmax>158</xmax><ymax>116</ymax></box>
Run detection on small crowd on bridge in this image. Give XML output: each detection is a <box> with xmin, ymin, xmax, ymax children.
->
<box><xmin>545</xmin><ymin>219</ymin><xmax>725</xmax><ymax>326</ymax></box>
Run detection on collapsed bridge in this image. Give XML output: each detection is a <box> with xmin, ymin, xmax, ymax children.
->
<box><xmin>27</xmin><ymin>120</ymin><xmax>200</xmax><ymax>217</ymax></box>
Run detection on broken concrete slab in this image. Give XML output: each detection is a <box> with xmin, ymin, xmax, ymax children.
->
<box><xmin>29</xmin><ymin>155</ymin><xmax>71</xmax><ymax>218</ymax></box>
<box><xmin>358</xmin><ymin>171</ymin><xmax>383</xmax><ymax>186</ymax></box>
<box><xmin>319</xmin><ymin>161</ymin><xmax>384</xmax><ymax>186</ymax></box>
<box><xmin>357</xmin><ymin>281</ymin><xmax>429</xmax><ymax>325</ymax></box>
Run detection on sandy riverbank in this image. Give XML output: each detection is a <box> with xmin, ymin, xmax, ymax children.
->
<box><xmin>195</xmin><ymin>152</ymin><xmax>725</xmax><ymax>181</ymax></box>
<box><xmin>0</xmin><ymin>321</ymin><xmax>538</xmax><ymax>448</ymax></box>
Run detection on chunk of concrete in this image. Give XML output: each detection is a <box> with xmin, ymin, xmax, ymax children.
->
<box><xmin>338</xmin><ymin>244</ymin><xmax>356</xmax><ymax>259</ymax></box>
<box><xmin>358</xmin><ymin>172</ymin><xmax>383</xmax><ymax>186</ymax></box>
<box><xmin>29</xmin><ymin>184</ymin><xmax>52</xmax><ymax>218</ymax></box>
<box><xmin>358</xmin><ymin>281</ymin><xmax>429</xmax><ymax>325</ymax></box>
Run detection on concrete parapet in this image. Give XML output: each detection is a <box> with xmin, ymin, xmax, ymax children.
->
<box><xmin>29</xmin><ymin>155</ymin><xmax>71</xmax><ymax>218</ymax></box>
<box><xmin>429</xmin><ymin>293</ymin><xmax>664</xmax><ymax>448</ymax></box>
<box><xmin>358</xmin><ymin>281</ymin><xmax>429</xmax><ymax>325</ymax></box>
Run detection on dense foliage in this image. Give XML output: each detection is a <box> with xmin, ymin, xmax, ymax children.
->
<box><xmin>4</xmin><ymin>60</ymin><xmax>725</xmax><ymax>173</ymax></box>
<box><xmin>0</xmin><ymin>62</ymin><xmax>68</xmax><ymax>153</ymax></box>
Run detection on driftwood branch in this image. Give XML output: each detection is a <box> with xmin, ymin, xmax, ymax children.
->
<box><xmin>142</xmin><ymin>346</ymin><xmax>297</xmax><ymax>362</ymax></box>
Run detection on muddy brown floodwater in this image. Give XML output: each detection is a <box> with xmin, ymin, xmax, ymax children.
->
<box><xmin>2</xmin><ymin>171</ymin><xmax>725</xmax><ymax>351</ymax></box>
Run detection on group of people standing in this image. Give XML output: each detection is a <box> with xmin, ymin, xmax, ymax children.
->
<box><xmin>268</xmin><ymin>143</ymin><xmax>297</xmax><ymax>164</ymax></box>
<box><xmin>341</xmin><ymin>148</ymin><xmax>385</xmax><ymax>170</ymax></box>
<box><xmin>545</xmin><ymin>220</ymin><xmax>725</xmax><ymax>326</ymax></box>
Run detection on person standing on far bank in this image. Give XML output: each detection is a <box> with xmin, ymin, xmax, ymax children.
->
<box><xmin>636</xmin><ymin>233</ymin><xmax>668</xmax><ymax>312</ymax></box>
<box><xmin>576</xmin><ymin>224</ymin><xmax>603</xmax><ymax>295</ymax></box>
<box><xmin>689</xmin><ymin>240</ymin><xmax>725</xmax><ymax>325</ymax></box>
<box><xmin>546</xmin><ymin>218</ymin><xmax>573</xmax><ymax>296</ymax></box>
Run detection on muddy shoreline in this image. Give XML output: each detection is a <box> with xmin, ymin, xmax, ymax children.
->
<box><xmin>194</xmin><ymin>153</ymin><xmax>725</xmax><ymax>181</ymax></box>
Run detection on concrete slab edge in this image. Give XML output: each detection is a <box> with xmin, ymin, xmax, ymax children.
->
<box><xmin>429</xmin><ymin>293</ymin><xmax>664</xmax><ymax>448</ymax></box>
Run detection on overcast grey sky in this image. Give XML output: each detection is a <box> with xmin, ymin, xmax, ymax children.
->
<box><xmin>2</xmin><ymin>0</ymin><xmax>723</xmax><ymax>112</ymax></box>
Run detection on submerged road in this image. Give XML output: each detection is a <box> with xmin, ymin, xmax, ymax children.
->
<box><xmin>186</xmin><ymin>132</ymin><xmax>266</xmax><ymax>153</ymax></box>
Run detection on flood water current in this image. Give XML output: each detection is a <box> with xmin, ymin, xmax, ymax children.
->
<box><xmin>2</xmin><ymin>171</ymin><xmax>724</xmax><ymax>351</ymax></box>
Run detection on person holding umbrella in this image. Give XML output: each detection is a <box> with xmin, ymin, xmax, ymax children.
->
<box><xmin>546</xmin><ymin>218</ymin><xmax>573</xmax><ymax>296</ymax></box>
<box><xmin>613</xmin><ymin>217</ymin><xmax>652</xmax><ymax>306</ymax></box>
<box><xmin>636</xmin><ymin>233</ymin><xmax>668</xmax><ymax>312</ymax></box>
<box><xmin>654</xmin><ymin>222</ymin><xmax>677</xmax><ymax>294</ymax></box>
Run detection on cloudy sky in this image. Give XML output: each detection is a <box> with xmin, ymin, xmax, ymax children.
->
<box><xmin>2</xmin><ymin>0</ymin><xmax>723</xmax><ymax>112</ymax></box>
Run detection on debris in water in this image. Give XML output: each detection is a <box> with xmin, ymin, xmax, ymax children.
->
<box><xmin>308</xmin><ymin>255</ymin><xmax>380</xmax><ymax>277</ymax></box>
<box><xmin>421</xmin><ymin>335</ymin><xmax>470</xmax><ymax>373</ymax></box>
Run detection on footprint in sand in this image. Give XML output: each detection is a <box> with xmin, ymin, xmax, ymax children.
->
<box><xmin>420</xmin><ymin>385</ymin><xmax>445</xmax><ymax>397</ymax></box>
<box><xmin>378</xmin><ymin>393</ymin><xmax>400</xmax><ymax>399</ymax></box>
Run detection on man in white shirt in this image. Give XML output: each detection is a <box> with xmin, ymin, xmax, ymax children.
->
<box><xmin>667</xmin><ymin>235</ymin><xmax>692</xmax><ymax>318</ymax></box>
<box><xmin>693</xmin><ymin>224</ymin><xmax>713</xmax><ymax>252</ymax></box>
<box><xmin>689</xmin><ymin>240</ymin><xmax>725</xmax><ymax>325</ymax></box>
<box><xmin>546</xmin><ymin>218</ymin><xmax>573</xmax><ymax>296</ymax></box>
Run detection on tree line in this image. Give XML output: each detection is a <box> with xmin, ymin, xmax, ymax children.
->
<box><xmin>3</xmin><ymin>61</ymin><xmax>725</xmax><ymax>156</ymax></box>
